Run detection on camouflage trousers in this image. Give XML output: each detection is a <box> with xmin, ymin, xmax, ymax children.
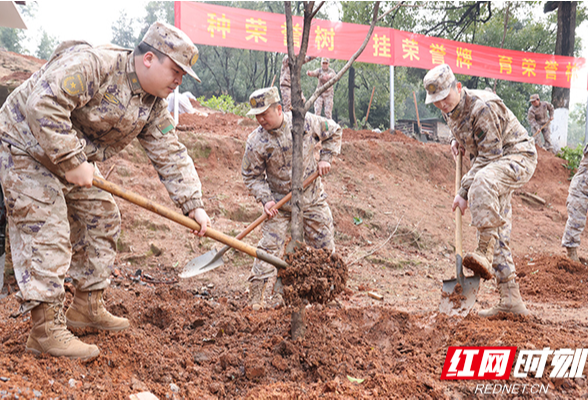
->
<box><xmin>468</xmin><ymin>153</ymin><xmax>537</xmax><ymax>281</ymax></box>
<box><xmin>0</xmin><ymin>142</ymin><xmax>120</xmax><ymax>308</ymax></box>
<box><xmin>314</xmin><ymin>93</ymin><xmax>333</xmax><ymax>119</ymax></box>
<box><xmin>538</xmin><ymin>126</ymin><xmax>555</xmax><ymax>153</ymax></box>
<box><xmin>249</xmin><ymin>200</ymin><xmax>335</xmax><ymax>281</ymax></box>
<box><xmin>280</xmin><ymin>86</ymin><xmax>307</xmax><ymax>112</ymax></box>
<box><xmin>562</xmin><ymin>155</ymin><xmax>588</xmax><ymax>248</ymax></box>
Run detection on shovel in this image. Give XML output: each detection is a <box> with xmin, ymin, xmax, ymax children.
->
<box><xmin>92</xmin><ymin>176</ymin><xmax>288</xmax><ymax>271</ymax></box>
<box><xmin>180</xmin><ymin>171</ymin><xmax>320</xmax><ymax>278</ymax></box>
<box><xmin>439</xmin><ymin>152</ymin><xmax>480</xmax><ymax>316</ymax></box>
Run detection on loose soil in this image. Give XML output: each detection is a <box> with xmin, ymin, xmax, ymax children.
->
<box><xmin>1</xmin><ymin>101</ymin><xmax>588</xmax><ymax>399</ymax></box>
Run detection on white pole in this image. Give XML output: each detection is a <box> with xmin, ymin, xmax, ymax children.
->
<box><xmin>174</xmin><ymin>87</ymin><xmax>180</xmax><ymax>125</ymax></box>
<box><xmin>390</xmin><ymin>65</ymin><xmax>395</xmax><ymax>132</ymax></box>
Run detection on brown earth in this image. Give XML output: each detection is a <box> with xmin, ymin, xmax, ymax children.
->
<box><xmin>1</xmin><ymin>102</ymin><xmax>588</xmax><ymax>399</ymax></box>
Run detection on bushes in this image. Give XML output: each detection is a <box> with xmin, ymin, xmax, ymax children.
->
<box><xmin>557</xmin><ymin>144</ymin><xmax>584</xmax><ymax>178</ymax></box>
<box><xmin>196</xmin><ymin>94</ymin><xmax>250</xmax><ymax>117</ymax></box>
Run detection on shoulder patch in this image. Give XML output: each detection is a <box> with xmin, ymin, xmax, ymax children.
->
<box><xmin>61</xmin><ymin>73</ymin><xmax>86</xmax><ymax>96</ymax></box>
<box><xmin>157</xmin><ymin>115</ymin><xmax>175</xmax><ymax>135</ymax></box>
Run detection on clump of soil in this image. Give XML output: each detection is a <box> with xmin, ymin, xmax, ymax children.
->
<box><xmin>279</xmin><ymin>246</ymin><xmax>348</xmax><ymax>308</ymax></box>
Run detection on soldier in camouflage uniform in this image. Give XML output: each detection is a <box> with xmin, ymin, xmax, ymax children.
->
<box><xmin>279</xmin><ymin>54</ymin><xmax>315</xmax><ymax>112</ymax></box>
<box><xmin>307</xmin><ymin>58</ymin><xmax>336</xmax><ymax>119</ymax></box>
<box><xmin>0</xmin><ymin>22</ymin><xmax>211</xmax><ymax>361</ymax></box>
<box><xmin>424</xmin><ymin>64</ymin><xmax>537</xmax><ymax>317</ymax></box>
<box><xmin>242</xmin><ymin>87</ymin><xmax>341</xmax><ymax>310</ymax></box>
<box><xmin>562</xmin><ymin>145</ymin><xmax>588</xmax><ymax>262</ymax></box>
<box><xmin>527</xmin><ymin>93</ymin><xmax>555</xmax><ymax>153</ymax></box>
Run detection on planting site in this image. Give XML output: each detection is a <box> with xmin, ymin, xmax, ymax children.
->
<box><xmin>1</xmin><ymin>102</ymin><xmax>588</xmax><ymax>399</ymax></box>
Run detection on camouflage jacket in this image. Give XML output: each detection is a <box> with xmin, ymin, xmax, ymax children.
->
<box><xmin>446</xmin><ymin>88</ymin><xmax>536</xmax><ymax>200</ymax></box>
<box><xmin>0</xmin><ymin>41</ymin><xmax>203</xmax><ymax>213</ymax></box>
<box><xmin>307</xmin><ymin>67</ymin><xmax>336</xmax><ymax>96</ymax></box>
<box><xmin>527</xmin><ymin>101</ymin><xmax>554</xmax><ymax>133</ymax></box>
<box><xmin>242</xmin><ymin>111</ymin><xmax>342</xmax><ymax>208</ymax></box>
<box><xmin>279</xmin><ymin>55</ymin><xmax>314</xmax><ymax>88</ymax></box>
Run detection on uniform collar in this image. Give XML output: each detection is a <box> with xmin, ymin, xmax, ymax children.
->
<box><xmin>126</xmin><ymin>52</ymin><xmax>145</xmax><ymax>95</ymax></box>
<box><xmin>446</xmin><ymin>88</ymin><xmax>467</xmax><ymax>120</ymax></box>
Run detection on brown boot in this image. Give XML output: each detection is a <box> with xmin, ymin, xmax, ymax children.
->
<box><xmin>66</xmin><ymin>290</ymin><xmax>129</xmax><ymax>331</ymax></box>
<box><xmin>479</xmin><ymin>276</ymin><xmax>529</xmax><ymax>317</ymax></box>
<box><xmin>26</xmin><ymin>302</ymin><xmax>100</xmax><ymax>361</ymax></box>
<box><xmin>566</xmin><ymin>247</ymin><xmax>579</xmax><ymax>262</ymax></box>
<box><xmin>248</xmin><ymin>278</ymin><xmax>267</xmax><ymax>311</ymax></box>
<box><xmin>463</xmin><ymin>235</ymin><xmax>496</xmax><ymax>279</ymax></box>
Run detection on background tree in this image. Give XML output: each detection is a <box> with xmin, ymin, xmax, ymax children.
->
<box><xmin>544</xmin><ymin>1</ymin><xmax>578</xmax><ymax>110</ymax></box>
<box><xmin>35</xmin><ymin>30</ymin><xmax>58</xmax><ymax>61</ymax></box>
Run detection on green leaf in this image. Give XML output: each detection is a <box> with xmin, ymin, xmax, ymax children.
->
<box><xmin>353</xmin><ymin>216</ymin><xmax>363</xmax><ymax>226</ymax></box>
<box><xmin>347</xmin><ymin>375</ymin><xmax>365</xmax><ymax>384</ymax></box>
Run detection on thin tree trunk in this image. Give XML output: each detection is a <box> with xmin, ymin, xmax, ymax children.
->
<box><xmin>348</xmin><ymin>66</ymin><xmax>357</xmax><ymax>128</ymax></box>
<box><xmin>551</xmin><ymin>1</ymin><xmax>576</xmax><ymax>109</ymax></box>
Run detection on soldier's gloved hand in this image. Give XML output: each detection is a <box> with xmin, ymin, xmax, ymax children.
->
<box><xmin>452</xmin><ymin>194</ymin><xmax>468</xmax><ymax>215</ymax></box>
<box><xmin>264</xmin><ymin>201</ymin><xmax>279</xmax><ymax>220</ymax></box>
<box><xmin>65</xmin><ymin>161</ymin><xmax>95</xmax><ymax>188</ymax></box>
<box><xmin>318</xmin><ymin>161</ymin><xmax>331</xmax><ymax>176</ymax></box>
<box><xmin>189</xmin><ymin>208</ymin><xmax>211</xmax><ymax>237</ymax></box>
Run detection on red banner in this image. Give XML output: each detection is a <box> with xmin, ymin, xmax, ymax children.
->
<box><xmin>175</xmin><ymin>2</ymin><xmax>584</xmax><ymax>89</ymax></box>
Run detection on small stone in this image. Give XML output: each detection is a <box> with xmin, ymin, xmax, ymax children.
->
<box><xmin>0</xmin><ymin>377</ymin><xmax>8</xmax><ymax>382</ymax></box>
<box><xmin>34</xmin><ymin>390</ymin><xmax>42</xmax><ymax>398</ymax></box>
<box><xmin>207</xmin><ymin>283</ymin><xmax>214</xmax><ymax>289</ymax></box>
<box><xmin>169</xmin><ymin>383</ymin><xmax>179</xmax><ymax>393</ymax></box>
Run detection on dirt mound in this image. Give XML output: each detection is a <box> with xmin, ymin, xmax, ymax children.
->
<box><xmin>280</xmin><ymin>245</ymin><xmax>348</xmax><ymax>308</ymax></box>
<box><xmin>2</xmin><ymin>106</ymin><xmax>588</xmax><ymax>398</ymax></box>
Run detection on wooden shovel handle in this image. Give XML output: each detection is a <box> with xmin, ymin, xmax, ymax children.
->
<box><xmin>235</xmin><ymin>170</ymin><xmax>320</xmax><ymax>240</ymax></box>
<box><xmin>455</xmin><ymin>152</ymin><xmax>463</xmax><ymax>257</ymax></box>
<box><xmin>92</xmin><ymin>176</ymin><xmax>288</xmax><ymax>268</ymax></box>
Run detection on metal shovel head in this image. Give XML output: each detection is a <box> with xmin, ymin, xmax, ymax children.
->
<box><xmin>439</xmin><ymin>255</ymin><xmax>480</xmax><ymax>316</ymax></box>
<box><xmin>179</xmin><ymin>248</ymin><xmax>224</xmax><ymax>278</ymax></box>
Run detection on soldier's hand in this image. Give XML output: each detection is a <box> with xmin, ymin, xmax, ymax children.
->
<box><xmin>318</xmin><ymin>161</ymin><xmax>331</xmax><ymax>176</ymax></box>
<box><xmin>65</xmin><ymin>161</ymin><xmax>95</xmax><ymax>188</ymax></box>
<box><xmin>264</xmin><ymin>201</ymin><xmax>279</xmax><ymax>220</ymax></box>
<box><xmin>452</xmin><ymin>194</ymin><xmax>468</xmax><ymax>215</ymax></box>
<box><xmin>189</xmin><ymin>208</ymin><xmax>211</xmax><ymax>237</ymax></box>
<box><xmin>450</xmin><ymin>140</ymin><xmax>465</xmax><ymax>161</ymax></box>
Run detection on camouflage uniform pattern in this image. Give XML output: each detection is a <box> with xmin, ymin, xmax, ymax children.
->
<box><xmin>307</xmin><ymin>66</ymin><xmax>336</xmax><ymax>119</ymax></box>
<box><xmin>242</xmin><ymin>111</ymin><xmax>341</xmax><ymax>279</ymax></box>
<box><xmin>0</xmin><ymin>41</ymin><xmax>203</xmax><ymax>305</ymax></box>
<box><xmin>446</xmin><ymin>88</ymin><xmax>537</xmax><ymax>281</ymax></box>
<box><xmin>527</xmin><ymin>100</ymin><xmax>554</xmax><ymax>152</ymax></box>
<box><xmin>279</xmin><ymin>55</ymin><xmax>314</xmax><ymax>111</ymax></box>
<box><xmin>562</xmin><ymin>146</ymin><xmax>588</xmax><ymax>248</ymax></box>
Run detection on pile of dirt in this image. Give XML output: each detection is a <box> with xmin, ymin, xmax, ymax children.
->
<box><xmin>279</xmin><ymin>245</ymin><xmax>348</xmax><ymax>308</ymax></box>
<box><xmin>2</xmin><ymin>104</ymin><xmax>588</xmax><ymax>398</ymax></box>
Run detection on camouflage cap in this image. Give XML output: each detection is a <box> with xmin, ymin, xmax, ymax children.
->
<box><xmin>423</xmin><ymin>64</ymin><xmax>456</xmax><ymax>104</ymax></box>
<box><xmin>321</xmin><ymin>57</ymin><xmax>330</xmax><ymax>63</ymax></box>
<box><xmin>247</xmin><ymin>87</ymin><xmax>281</xmax><ymax>116</ymax></box>
<box><xmin>529</xmin><ymin>94</ymin><xmax>540</xmax><ymax>102</ymax></box>
<box><xmin>141</xmin><ymin>21</ymin><xmax>201</xmax><ymax>83</ymax></box>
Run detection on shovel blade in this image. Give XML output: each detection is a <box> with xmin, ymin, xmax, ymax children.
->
<box><xmin>179</xmin><ymin>249</ymin><xmax>224</xmax><ymax>278</ymax></box>
<box><xmin>439</xmin><ymin>275</ymin><xmax>480</xmax><ymax>316</ymax></box>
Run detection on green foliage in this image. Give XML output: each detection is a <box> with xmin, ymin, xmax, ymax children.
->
<box><xmin>0</xmin><ymin>27</ymin><xmax>25</xmax><ymax>53</ymax></box>
<box><xmin>35</xmin><ymin>31</ymin><xmax>59</xmax><ymax>61</ymax></box>
<box><xmin>111</xmin><ymin>11</ymin><xmax>139</xmax><ymax>48</ymax></box>
<box><xmin>557</xmin><ymin>144</ymin><xmax>584</xmax><ymax>178</ymax></box>
<box><xmin>196</xmin><ymin>94</ymin><xmax>250</xmax><ymax>117</ymax></box>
